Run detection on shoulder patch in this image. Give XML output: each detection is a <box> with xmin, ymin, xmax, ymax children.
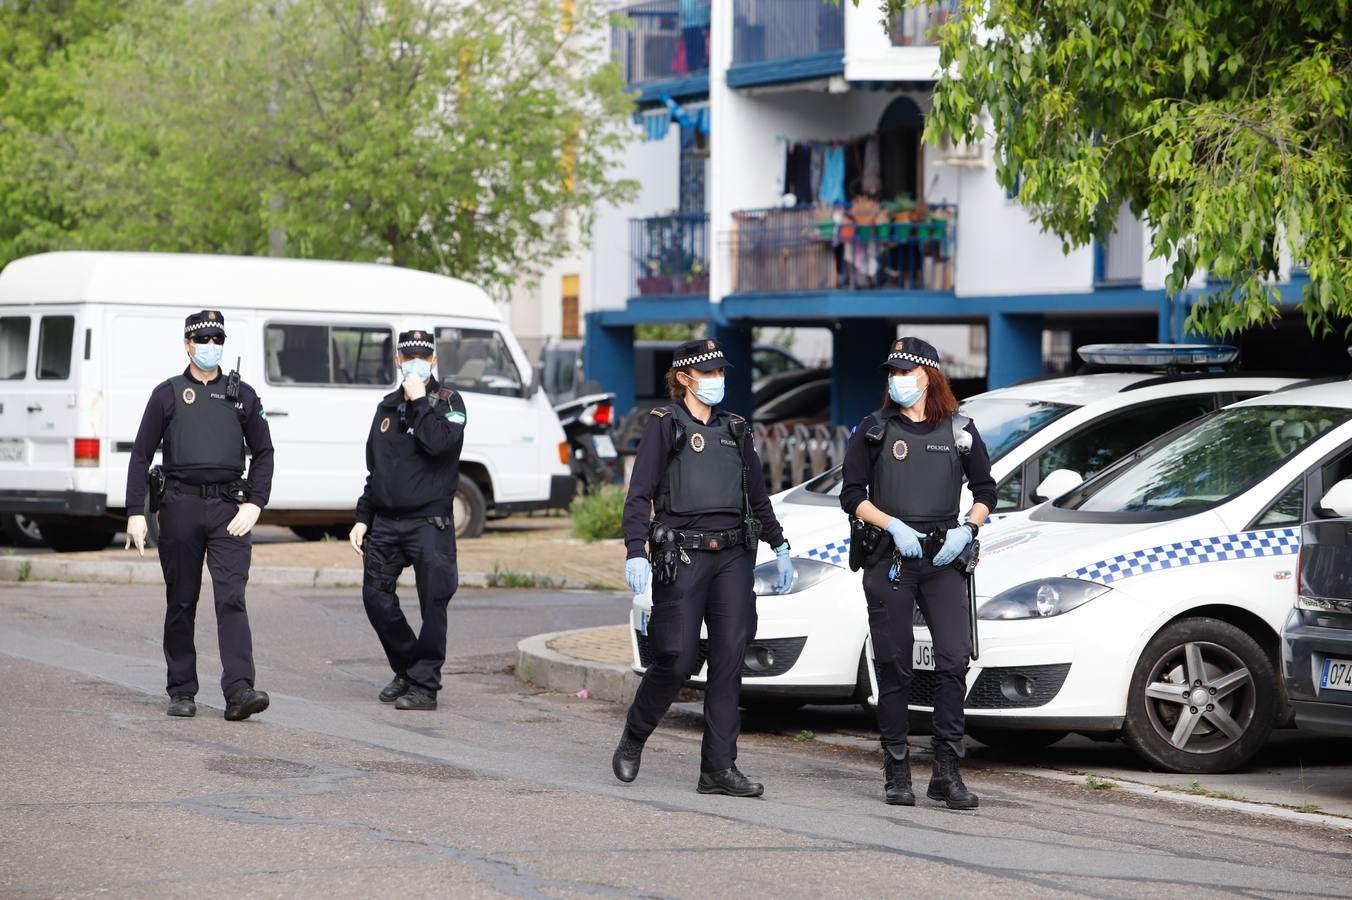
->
<box><xmin>446</xmin><ymin>411</ymin><xmax>466</xmax><ymax>425</ymax></box>
<box><xmin>649</xmin><ymin>407</ymin><xmax>671</xmax><ymax>418</ymax></box>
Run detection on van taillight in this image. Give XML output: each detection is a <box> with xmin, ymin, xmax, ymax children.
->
<box><xmin>74</xmin><ymin>438</ymin><xmax>100</xmax><ymax>467</ymax></box>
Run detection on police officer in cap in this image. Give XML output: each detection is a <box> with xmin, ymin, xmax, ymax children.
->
<box><xmin>125</xmin><ymin>310</ymin><xmax>275</xmax><ymax>721</ymax></box>
<box><xmin>348</xmin><ymin>329</ymin><xmax>467</xmax><ymax>711</ymax></box>
<box><xmin>611</xmin><ymin>338</ymin><xmax>794</xmax><ymax>797</ymax></box>
<box><xmin>840</xmin><ymin>337</ymin><xmax>996</xmax><ymax>809</ymax></box>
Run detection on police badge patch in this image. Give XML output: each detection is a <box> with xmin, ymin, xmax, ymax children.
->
<box><xmin>891</xmin><ymin>438</ymin><xmax>909</xmax><ymax>461</ymax></box>
<box><xmin>182</xmin><ymin>387</ymin><xmax>196</xmax><ymax>405</ymax></box>
<box><xmin>690</xmin><ymin>432</ymin><xmax>706</xmax><ymax>452</ymax></box>
<box><xmin>380</xmin><ymin>416</ymin><xmax>391</xmax><ymax>433</ymax></box>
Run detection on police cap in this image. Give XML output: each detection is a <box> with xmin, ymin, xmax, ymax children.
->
<box><xmin>184</xmin><ymin>309</ymin><xmax>226</xmax><ymax>339</ymax></box>
<box><xmin>671</xmin><ymin>338</ymin><xmax>733</xmax><ymax>373</ymax></box>
<box><xmin>397</xmin><ymin>329</ymin><xmax>436</xmax><ymax>357</ymax></box>
<box><xmin>882</xmin><ymin>336</ymin><xmax>941</xmax><ymax>372</ymax></box>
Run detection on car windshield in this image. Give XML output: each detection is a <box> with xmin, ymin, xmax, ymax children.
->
<box><xmin>1063</xmin><ymin>405</ymin><xmax>1352</xmax><ymax>514</ymax></box>
<box><xmin>958</xmin><ymin>397</ymin><xmax>1078</xmax><ymax>462</ymax></box>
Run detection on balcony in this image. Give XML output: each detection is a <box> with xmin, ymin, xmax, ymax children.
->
<box><xmin>729</xmin><ymin>0</ymin><xmax>845</xmax><ymax>88</ymax></box>
<box><xmin>728</xmin><ymin>204</ymin><xmax>955</xmax><ymax>295</ymax></box>
<box><xmin>629</xmin><ymin>213</ymin><xmax>711</xmax><ymax>298</ymax></box>
<box><xmin>887</xmin><ymin>0</ymin><xmax>957</xmax><ymax>46</ymax></box>
<box><xmin>614</xmin><ymin>1</ymin><xmax>710</xmax><ymax>105</ymax></box>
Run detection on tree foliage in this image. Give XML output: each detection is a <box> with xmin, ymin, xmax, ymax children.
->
<box><xmin>2</xmin><ymin>0</ymin><xmax>637</xmax><ymax>295</ymax></box>
<box><xmin>874</xmin><ymin>0</ymin><xmax>1351</xmax><ymax>337</ymax></box>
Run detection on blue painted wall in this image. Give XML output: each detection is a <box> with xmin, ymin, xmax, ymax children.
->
<box><xmin>832</xmin><ymin>319</ymin><xmax>894</xmax><ymax>428</ymax></box>
<box><xmin>710</xmin><ymin>321</ymin><xmax>754</xmax><ymax>418</ymax></box>
<box><xmin>583</xmin><ymin>314</ymin><xmax>636</xmax><ymax>415</ymax></box>
<box><xmin>987</xmin><ymin>312</ymin><xmax>1044</xmax><ymax>386</ymax></box>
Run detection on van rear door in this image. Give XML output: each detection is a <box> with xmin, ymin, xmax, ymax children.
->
<box><xmin>22</xmin><ymin>309</ymin><xmax>83</xmax><ymax>492</ymax></box>
<box><xmin>0</xmin><ymin>314</ymin><xmax>33</xmax><ymax>471</ymax></box>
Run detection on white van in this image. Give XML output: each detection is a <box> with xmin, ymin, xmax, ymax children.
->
<box><xmin>0</xmin><ymin>252</ymin><xmax>574</xmax><ymax>551</ymax></box>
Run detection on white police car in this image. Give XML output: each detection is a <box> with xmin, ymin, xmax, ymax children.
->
<box><xmin>919</xmin><ymin>380</ymin><xmax>1352</xmax><ymax>772</ymax></box>
<box><xmin>629</xmin><ymin>346</ymin><xmax>1297</xmax><ymax>714</ymax></box>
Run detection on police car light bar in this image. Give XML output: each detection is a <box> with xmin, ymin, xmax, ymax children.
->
<box><xmin>1077</xmin><ymin>343</ymin><xmax>1240</xmax><ymax>368</ymax></box>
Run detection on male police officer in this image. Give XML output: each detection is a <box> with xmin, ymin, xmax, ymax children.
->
<box><xmin>125</xmin><ymin>310</ymin><xmax>275</xmax><ymax>721</ymax></box>
<box><xmin>349</xmin><ymin>329</ymin><xmax>467</xmax><ymax>711</ymax></box>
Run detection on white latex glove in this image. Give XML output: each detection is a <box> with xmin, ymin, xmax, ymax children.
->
<box><xmin>226</xmin><ymin>502</ymin><xmax>261</xmax><ymax>537</ymax></box>
<box><xmin>349</xmin><ymin>521</ymin><xmax>368</xmax><ymax>557</ymax></box>
<box><xmin>125</xmin><ymin>515</ymin><xmax>148</xmax><ymax>556</ymax></box>
<box><xmin>402</xmin><ymin>372</ymin><xmax>427</xmax><ymax>401</ymax></box>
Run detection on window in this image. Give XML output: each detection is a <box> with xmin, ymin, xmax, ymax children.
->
<box><xmin>265</xmin><ymin>323</ymin><xmax>393</xmax><ymax>386</ymax></box>
<box><xmin>996</xmin><ymin>469</ymin><xmax>1023</xmax><ymax>512</ymax></box>
<box><xmin>752</xmin><ymin>348</ymin><xmax>799</xmax><ymax>379</ymax></box>
<box><xmin>957</xmin><ymin>396</ymin><xmax>1076</xmax><ymax>463</ymax></box>
<box><xmin>37</xmin><ymin>315</ymin><xmax>74</xmax><ymax>380</ymax></box>
<box><xmin>1037</xmin><ymin>396</ymin><xmax>1217</xmax><ymax>485</ymax></box>
<box><xmin>0</xmin><ymin>317</ymin><xmax>30</xmax><ymax>380</ymax></box>
<box><xmin>561</xmin><ymin>274</ymin><xmax>580</xmax><ymax>339</ymax></box>
<box><xmin>1255</xmin><ymin>480</ymin><xmax>1305</xmax><ymax>527</ymax></box>
<box><xmin>436</xmin><ymin>327</ymin><xmax>523</xmax><ymax>397</ymax></box>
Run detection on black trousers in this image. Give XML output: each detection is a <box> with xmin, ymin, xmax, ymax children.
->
<box><xmin>625</xmin><ymin>544</ymin><xmax>755</xmax><ymax>773</ymax></box>
<box><xmin>863</xmin><ymin>553</ymin><xmax>971</xmax><ymax>754</ymax></box>
<box><xmin>362</xmin><ymin>515</ymin><xmax>459</xmax><ymax>694</ymax></box>
<box><xmin>157</xmin><ymin>491</ymin><xmax>255</xmax><ymax>699</ymax></box>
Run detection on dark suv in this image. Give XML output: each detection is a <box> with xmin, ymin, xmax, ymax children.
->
<box><xmin>1282</xmin><ymin>477</ymin><xmax>1352</xmax><ymax>736</ymax></box>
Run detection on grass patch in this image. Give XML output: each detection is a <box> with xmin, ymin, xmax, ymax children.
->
<box><xmin>583</xmin><ymin>581</ymin><xmax>619</xmax><ymax>592</ymax></box>
<box><xmin>1295</xmin><ymin>804</ymin><xmax>1321</xmax><ymax>814</ymax></box>
<box><xmin>1084</xmin><ymin>774</ymin><xmax>1117</xmax><ymax>791</ymax></box>
<box><xmin>794</xmin><ymin>730</ymin><xmax>816</xmax><ymax>742</ymax></box>
<box><xmin>570</xmin><ymin>485</ymin><xmax>625</xmax><ymax>542</ymax></box>
<box><xmin>487</xmin><ymin>564</ymin><xmax>562</xmax><ymax>590</ymax></box>
<box><xmin>1161</xmin><ymin>779</ymin><xmax>1240</xmax><ymax>801</ymax></box>
<box><xmin>16</xmin><ymin>560</ymin><xmax>31</xmax><ymax>582</ymax></box>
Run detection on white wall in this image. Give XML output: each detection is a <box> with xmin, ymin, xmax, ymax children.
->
<box><xmin>844</xmin><ymin>0</ymin><xmax>942</xmax><ymax>82</ymax></box>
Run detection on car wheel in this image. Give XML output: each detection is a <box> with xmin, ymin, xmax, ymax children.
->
<box><xmin>290</xmin><ymin>525</ymin><xmax>350</xmax><ymax>541</ymax></box>
<box><xmin>454</xmin><ymin>478</ymin><xmax>486</xmax><ymax>539</ymax></box>
<box><xmin>0</xmin><ymin>513</ymin><xmax>44</xmax><ymax>548</ymax></box>
<box><xmin>37</xmin><ymin>521</ymin><xmax>116</xmax><ymax>553</ymax></box>
<box><xmin>968</xmin><ymin>727</ymin><xmax>1070</xmax><ymax>751</ymax></box>
<box><xmin>1123</xmin><ymin>618</ymin><xmax>1277</xmax><ymax>774</ymax></box>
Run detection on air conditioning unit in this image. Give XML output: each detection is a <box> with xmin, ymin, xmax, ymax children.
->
<box><xmin>934</xmin><ymin>131</ymin><xmax>984</xmax><ymax>167</ymax></box>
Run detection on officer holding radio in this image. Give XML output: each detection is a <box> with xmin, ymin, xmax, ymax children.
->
<box><xmin>840</xmin><ymin>337</ymin><xmax>996</xmax><ymax>810</ymax></box>
<box><xmin>348</xmin><ymin>329</ymin><xmax>467</xmax><ymax>712</ymax></box>
<box><xmin>125</xmin><ymin>310</ymin><xmax>274</xmax><ymax>722</ymax></box>
<box><xmin>610</xmin><ymin>338</ymin><xmax>793</xmax><ymax>798</ymax></box>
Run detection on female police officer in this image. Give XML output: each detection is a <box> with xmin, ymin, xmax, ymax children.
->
<box><xmin>840</xmin><ymin>337</ymin><xmax>996</xmax><ymax>810</ymax></box>
<box><xmin>611</xmin><ymin>338</ymin><xmax>793</xmax><ymax>797</ymax></box>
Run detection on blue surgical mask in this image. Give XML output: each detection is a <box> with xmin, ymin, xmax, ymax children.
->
<box><xmin>400</xmin><ymin>358</ymin><xmax>433</xmax><ymax>381</ymax></box>
<box><xmin>694</xmin><ymin>376</ymin><xmax>725</xmax><ymax>407</ymax></box>
<box><xmin>889</xmin><ymin>375</ymin><xmax>923</xmax><ymax>408</ymax></box>
<box><xmin>191</xmin><ymin>343</ymin><xmax>224</xmax><ymax>371</ymax></box>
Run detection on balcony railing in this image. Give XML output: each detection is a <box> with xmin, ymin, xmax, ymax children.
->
<box><xmin>728</xmin><ymin>205</ymin><xmax>956</xmax><ymax>294</ymax></box>
<box><xmin>888</xmin><ymin>0</ymin><xmax>958</xmax><ymax>47</ymax></box>
<box><xmin>732</xmin><ymin>0</ymin><xmax>844</xmax><ymax>66</ymax></box>
<box><xmin>614</xmin><ymin>1</ymin><xmax>710</xmax><ymax>89</ymax></box>
<box><xmin>630</xmin><ymin>213</ymin><xmax>711</xmax><ymax>298</ymax></box>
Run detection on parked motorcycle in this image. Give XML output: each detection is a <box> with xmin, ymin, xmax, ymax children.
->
<box><xmin>554</xmin><ymin>391</ymin><xmax>620</xmax><ymax>494</ymax></box>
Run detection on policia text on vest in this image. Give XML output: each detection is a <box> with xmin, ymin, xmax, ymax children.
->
<box><xmin>124</xmin><ymin>310</ymin><xmax>275</xmax><ymax>722</ymax></box>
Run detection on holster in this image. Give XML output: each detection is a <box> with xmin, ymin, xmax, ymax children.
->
<box><xmin>224</xmin><ymin>478</ymin><xmax>250</xmax><ymax>505</ymax></box>
<box><xmin>848</xmin><ymin>516</ymin><xmax>886</xmax><ymax>572</ymax></box>
<box><xmin>147</xmin><ymin>466</ymin><xmax>166</xmax><ymax>515</ymax></box>
<box><xmin>953</xmin><ymin>538</ymin><xmax>980</xmax><ymax>575</ymax></box>
<box><xmin>649</xmin><ymin>522</ymin><xmax>679</xmax><ymax>586</ymax></box>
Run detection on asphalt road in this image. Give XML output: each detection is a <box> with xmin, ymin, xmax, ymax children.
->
<box><xmin>3</xmin><ymin>581</ymin><xmax>1351</xmax><ymax>899</ymax></box>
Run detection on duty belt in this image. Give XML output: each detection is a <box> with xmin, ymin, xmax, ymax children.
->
<box><xmin>167</xmin><ymin>479</ymin><xmax>246</xmax><ymax>501</ymax></box>
<box><xmin>672</xmin><ymin>528</ymin><xmax>744</xmax><ymax>551</ymax></box>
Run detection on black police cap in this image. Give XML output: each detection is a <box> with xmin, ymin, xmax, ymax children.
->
<box><xmin>881</xmin><ymin>336</ymin><xmax>941</xmax><ymax>371</ymax></box>
<box><xmin>184</xmin><ymin>309</ymin><xmax>226</xmax><ymax>338</ymax></box>
<box><xmin>671</xmin><ymin>338</ymin><xmax>733</xmax><ymax>372</ymax></box>
<box><xmin>397</xmin><ymin>329</ymin><xmax>436</xmax><ymax>357</ymax></box>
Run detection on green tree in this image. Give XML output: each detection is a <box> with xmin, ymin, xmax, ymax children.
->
<box><xmin>9</xmin><ymin>0</ymin><xmax>637</xmax><ymax>295</ymax></box>
<box><xmin>867</xmin><ymin>0</ymin><xmax>1350</xmax><ymax>337</ymax></box>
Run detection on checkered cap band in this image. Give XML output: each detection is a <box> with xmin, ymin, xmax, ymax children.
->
<box><xmin>399</xmin><ymin>339</ymin><xmax>435</xmax><ymax>351</ymax></box>
<box><xmin>1067</xmin><ymin>528</ymin><xmax>1299</xmax><ymax>585</ymax></box>
<box><xmin>888</xmin><ymin>351</ymin><xmax>939</xmax><ymax>369</ymax></box>
<box><xmin>184</xmin><ymin>321</ymin><xmax>223</xmax><ymax>333</ymax></box>
<box><xmin>672</xmin><ymin>350</ymin><xmax>725</xmax><ymax>368</ymax></box>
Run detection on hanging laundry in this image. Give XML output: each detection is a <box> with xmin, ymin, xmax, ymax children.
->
<box><xmin>809</xmin><ymin>147</ymin><xmax>825</xmax><ymax>201</ymax></box>
<box><xmin>818</xmin><ymin>145</ymin><xmax>846</xmax><ymax>206</ymax></box>
<box><xmin>862</xmin><ymin>136</ymin><xmax>881</xmax><ymax>196</ymax></box>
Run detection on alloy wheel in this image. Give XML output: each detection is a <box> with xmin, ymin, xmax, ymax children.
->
<box><xmin>1141</xmin><ymin>641</ymin><xmax>1255</xmax><ymax>754</ymax></box>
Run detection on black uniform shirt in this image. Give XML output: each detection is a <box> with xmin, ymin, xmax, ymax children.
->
<box><xmin>622</xmin><ymin>400</ymin><xmax>787</xmax><ymax>560</ymax></box>
<box><xmin>126</xmin><ymin>367</ymin><xmax>275</xmax><ymax>512</ymax></box>
<box><xmin>840</xmin><ymin>410</ymin><xmax>998</xmax><ymax>525</ymax></box>
<box><xmin>355</xmin><ymin>377</ymin><xmax>467</xmax><ymax>524</ymax></box>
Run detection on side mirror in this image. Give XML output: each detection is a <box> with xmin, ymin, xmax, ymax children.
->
<box><xmin>1318</xmin><ymin>479</ymin><xmax>1352</xmax><ymax>518</ymax></box>
<box><xmin>1034</xmin><ymin>468</ymin><xmax>1084</xmax><ymax>502</ymax></box>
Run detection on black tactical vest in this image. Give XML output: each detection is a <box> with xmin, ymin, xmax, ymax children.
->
<box><xmin>869</xmin><ymin>413</ymin><xmax>961</xmax><ymax>520</ymax></box>
<box><xmin>661</xmin><ymin>404</ymin><xmax>745</xmax><ymax>516</ymax></box>
<box><xmin>162</xmin><ymin>374</ymin><xmax>246</xmax><ymax>476</ymax></box>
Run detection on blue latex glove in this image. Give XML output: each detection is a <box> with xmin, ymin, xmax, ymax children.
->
<box><xmin>932</xmin><ymin>525</ymin><xmax>973</xmax><ymax>567</ymax></box>
<box><xmin>625</xmin><ymin>557</ymin><xmax>651</xmax><ymax>594</ymax></box>
<box><xmin>773</xmin><ymin>543</ymin><xmax>794</xmax><ymax>594</ymax></box>
<box><xmin>884</xmin><ymin>519</ymin><xmax>926</xmax><ymax>559</ymax></box>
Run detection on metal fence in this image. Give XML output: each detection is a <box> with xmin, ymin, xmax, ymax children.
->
<box><xmin>629</xmin><ymin>213</ymin><xmax>711</xmax><ymax>297</ymax></box>
<box><xmin>753</xmin><ymin>422</ymin><xmax>853</xmax><ymax>493</ymax></box>
<box><xmin>888</xmin><ymin>0</ymin><xmax>958</xmax><ymax>46</ymax></box>
<box><xmin>732</xmin><ymin>0</ymin><xmax>844</xmax><ymax>65</ymax></box>
<box><xmin>614</xmin><ymin>1</ymin><xmax>711</xmax><ymax>86</ymax></box>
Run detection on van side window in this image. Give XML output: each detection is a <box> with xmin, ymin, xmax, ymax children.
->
<box><xmin>436</xmin><ymin>328</ymin><xmax>522</xmax><ymax>397</ymax></box>
<box><xmin>266</xmin><ymin>324</ymin><xmax>393</xmax><ymax>386</ymax></box>
<box><xmin>37</xmin><ymin>315</ymin><xmax>75</xmax><ymax>380</ymax></box>
<box><xmin>1036</xmin><ymin>395</ymin><xmax>1216</xmax><ymax>484</ymax></box>
<box><xmin>0</xmin><ymin>317</ymin><xmax>30</xmax><ymax>379</ymax></box>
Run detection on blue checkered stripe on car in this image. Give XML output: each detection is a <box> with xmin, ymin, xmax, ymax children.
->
<box><xmin>805</xmin><ymin>538</ymin><xmax>851</xmax><ymax>567</ymax></box>
<box><xmin>1067</xmin><ymin>528</ymin><xmax>1300</xmax><ymax>585</ymax></box>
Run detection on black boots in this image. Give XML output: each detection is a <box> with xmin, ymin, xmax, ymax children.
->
<box><xmin>166</xmin><ymin>695</ymin><xmax>196</xmax><ymax>718</ymax></box>
<box><xmin>883</xmin><ymin>746</ymin><xmax>915</xmax><ymax>806</ymax></box>
<box><xmin>379</xmin><ymin>675</ymin><xmax>411</xmax><ymax>703</ymax></box>
<box><xmin>612</xmin><ymin>730</ymin><xmax>645</xmax><ymax>783</ymax></box>
<box><xmin>394</xmin><ymin>688</ymin><xmax>437</xmax><ymax>710</ymax></box>
<box><xmin>927</xmin><ymin>742</ymin><xmax>979</xmax><ymax>810</ymax></box>
<box><xmin>697</xmin><ymin>767</ymin><xmax>764</xmax><ymax>798</ymax></box>
<box><xmin>224</xmin><ymin>688</ymin><xmax>269</xmax><ymax>722</ymax></box>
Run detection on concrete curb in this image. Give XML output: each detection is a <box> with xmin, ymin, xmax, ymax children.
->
<box><xmin>0</xmin><ymin>555</ymin><xmax>580</xmax><ymax>591</ymax></box>
<box><xmin>516</xmin><ymin>628</ymin><xmax>639</xmax><ymax>705</ymax></box>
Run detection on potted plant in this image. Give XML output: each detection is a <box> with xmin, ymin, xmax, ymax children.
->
<box><xmin>683</xmin><ymin>260</ymin><xmax>709</xmax><ymax>294</ymax></box>
<box><xmin>636</xmin><ymin>256</ymin><xmax>674</xmax><ymax>295</ymax></box>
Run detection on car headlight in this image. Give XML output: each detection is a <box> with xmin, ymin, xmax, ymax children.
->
<box><xmin>978</xmin><ymin>578</ymin><xmax>1111</xmax><ymax>620</ymax></box>
<box><xmin>752</xmin><ymin>557</ymin><xmax>844</xmax><ymax>596</ymax></box>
